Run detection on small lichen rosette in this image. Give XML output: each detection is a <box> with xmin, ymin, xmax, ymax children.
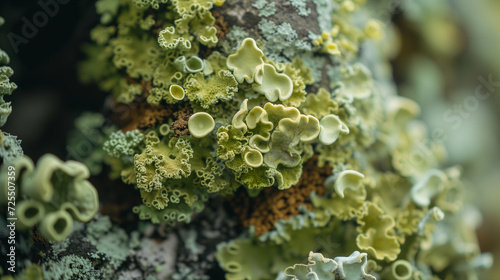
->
<box><xmin>0</xmin><ymin>154</ymin><xmax>99</xmax><ymax>242</ymax></box>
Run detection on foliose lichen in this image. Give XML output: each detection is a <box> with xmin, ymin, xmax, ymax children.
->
<box><xmin>0</xmin><ymin>17</ymin><xmax>22</xmax><ymax>164</ymax></box>
<box><xmin>0</xmin><ymin>154</ymin><xmax>99</xmax><ymax>242</ymax></box>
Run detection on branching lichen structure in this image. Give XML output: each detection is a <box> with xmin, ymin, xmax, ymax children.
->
<box><xmin>0</xmin><ymin>0</ymin><xmax>494</xmax><ymax>279</ymax></box>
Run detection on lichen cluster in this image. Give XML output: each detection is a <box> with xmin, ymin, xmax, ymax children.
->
<box><xmin>0</xmin><ymin>0</ymin><xmax>493</xmax><ymax>279</ymax></box>
<box><xmin>71</xmin><ymin>0</ymin><xmax>492</xmax><ymax>279</ymax></box>
<box><xmin>77</xmin><ymin>0</ymin><xmax>357</xmax><ymax>226</ymax></box>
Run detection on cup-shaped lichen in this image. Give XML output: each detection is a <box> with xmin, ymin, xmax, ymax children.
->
<box><xmin>71</xmin><ymin>0</ymin><xmax>492</xmax><ymax>278</ymax></box>
<box><xmin>16</xmin><ymin>200</ymin><xmax>45</xmax><ymax>229</ymax></box>
<box><xmin>226</xmin><ymin>38</ymin><xmax>264</xmax><ymax>83</ymax></box>
<box><xmin>168</xmin><ymin>84</ymin><xmax>185</xmax><ymax>101</ymax></box>
<box><xmin>188</xmin><ymin>112</ymin><xmax>215</xmax><ymax>138</ymax></box>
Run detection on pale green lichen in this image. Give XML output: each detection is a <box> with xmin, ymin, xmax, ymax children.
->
<box><xmin>0</xmin><ymin>154</ymin><xmax>99</xmax><ymax>242</ymax></box>
<box><xmin>330</xmin><ymin>63</ymin><xmax>373</xmax><ymax>99</ymax></box>
<box><xmin>332</xmin><ymin>170</ymin><xmax>364</xmax><ymax>199</ymax></box>
<box><xmin>252</xmin><ymin>0</ymin><xmax>268</xmax><ymax>10</ymax></box>
<box><xmin>227</xmin><ymin>38</ymin><xmax>265</xmax><ymax>83</ymax></box>
<box><xmin>42</xmin><ymin>255</ymin><xmax>101</xmax><ymax>279</ymax></box>
<box><xmin>74</xmin><ymin>1</ymin><xmax>491</xmax><ymax>279</ymax></box>
<box><xmin>301</xmin><ymin>88</ymin><xmax>338</xmax><ymax>119</ymax></box>
<box><xmin>253</xmin><ymin>63</ymin><xmax>294</xmax><ymax>102</ymax></box>
<box><xmin>0</xmin><ymin>36</ymin><xmax>22</xmax><ymax>164</ymax></box>
<box><xmin>255</xmin><ymin>0</ymin><xmax>276</xmax><ymax>17</ymax></box>
<box><xmin>410</xmin><ymin>169</ymin><xmax>447</xmax><ymax>207</ymax></box>
<box><xmin>318</xmin><ymin>114</ymin><xmax>349</xmax><ymax>145</ymax></box>
<box><xmin>257</xmin><ymin>20</ymin><xmax>302</xmax><ymax>63</ymax></box>
<box><xmin>356</xmin><ymin>203</ymin><xmax>401</xmax><ymax>262</ymax></box>
<box><xmin>216</xmin><ymin>100</ymin><xmax>339</xmax><ymax>191</ymax></box>
<box><xmin>158</xmin><ymin>26</ymin><xmax>193</xmax><ymax>51</ymax></box>
<box><xmin>0</xmin><ymin>68</ymin><xmax>16</xmax><ymax>128</ymax></box>
<box><xmin>79</xmin><ymin>0</ymin><xmax>220</xmax><ymax>104</ymax></box>
<box><xmin>312</xmin><ymin>0</ymin><xmax>334</xmax><ymax>31</ymax></box>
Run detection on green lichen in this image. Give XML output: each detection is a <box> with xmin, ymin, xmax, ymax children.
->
<box><xmin>79</xmin><ymin>0</ymin><xmax>219</xmax><ymax>104</ymax></box>
<box><xmin>42</xmin><ymin>255</ymin><xmax>101</xmax><ymax>279</ymax></box>
<box><xmin>227</xmin><ymin>38</ymin><xmax>265</xmax><ymax>84</ymax></box>
<box><xmin>283</xmin><ymin>251</ymin><xmax>376</xmax><ymax>280</ymax></box>
<box><xmin>188</xmin><ymin>112</ymin><xmax>215</xmax><ymax>138</ymax></box>
<box><xmin>301</xmin><ymin>88</ymin><xmax>338</xmax><ymax>118</ymax></box>
<box><xmin>356</xmin><ymin>203</ymin><xmax>401</xmax><ymax>262</ymax></box>
<box><xmin>134</xmin><ymin>131</ymin><xmax>193</xmax><ymax>191</ymax></box>
<box><xmin>0</xmin><ymin>133</ymin><xmax>23</xmax><ymax>164</ymax></box>
<box><xmin>0</xmin><ymin>154</ymin><xmax>99</xmax><ymax>242</ymax></box>
<box><xmin>184</xmin><ymin>70</ymin><xmax>238</xmax><ymax>109</ymax></box>
<box><xmin>257</xmin><ymin>19</ymin><xmax>303</xmax><ymax>63</ymax></box>
<box><xmin>253</xmin><ymin>0</ymin><xmax>276</xmax><ymax>17</ymax></box>
<box><xmin>85</xmin><ymin>215</ymin><xmax>137</xmax><ymax>270</ymax></box>
<box><xmin>103</xmin><ymin>129</ymin><xmax>144</xmax><ymax>159</ymax></box>
<box><xmin>312</xmin><ymin>0</ymin><xmax>334</xmax><ymax>31</ymax></box>
<box><xmin>0</xmin><ymin>34</ymin><xmax>22</xmax><ymax>164</ymax></box>
<box><xmin>216</xmin><ymin>100</ymin><xmax>342</xmax><ymax>191</ymax></box>
<box><xmin>67</xmin><ymin>112</ymin><xmax>116</xmax><ymax>175</ymax></box>
<box><xmin>290</xmin><ymin>0</ymin><xmax>311</xmax><ymax>16</ymax></box>
<box><xmin>74</xmin><ymin>1</ymin><xmax>491</xmax><ymax>279</ymax></box>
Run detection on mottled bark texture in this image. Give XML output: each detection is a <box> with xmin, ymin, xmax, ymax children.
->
<box><xmin>214</xmin><ymin>0</ymin><xmax>321</xmax><ymax>42</ymax></box>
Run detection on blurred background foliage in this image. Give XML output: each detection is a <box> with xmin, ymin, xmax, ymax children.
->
<box><xmin>0</xmin><ymin>0</ymin><xmax>499</xmax><ymax>277</ymax></box>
